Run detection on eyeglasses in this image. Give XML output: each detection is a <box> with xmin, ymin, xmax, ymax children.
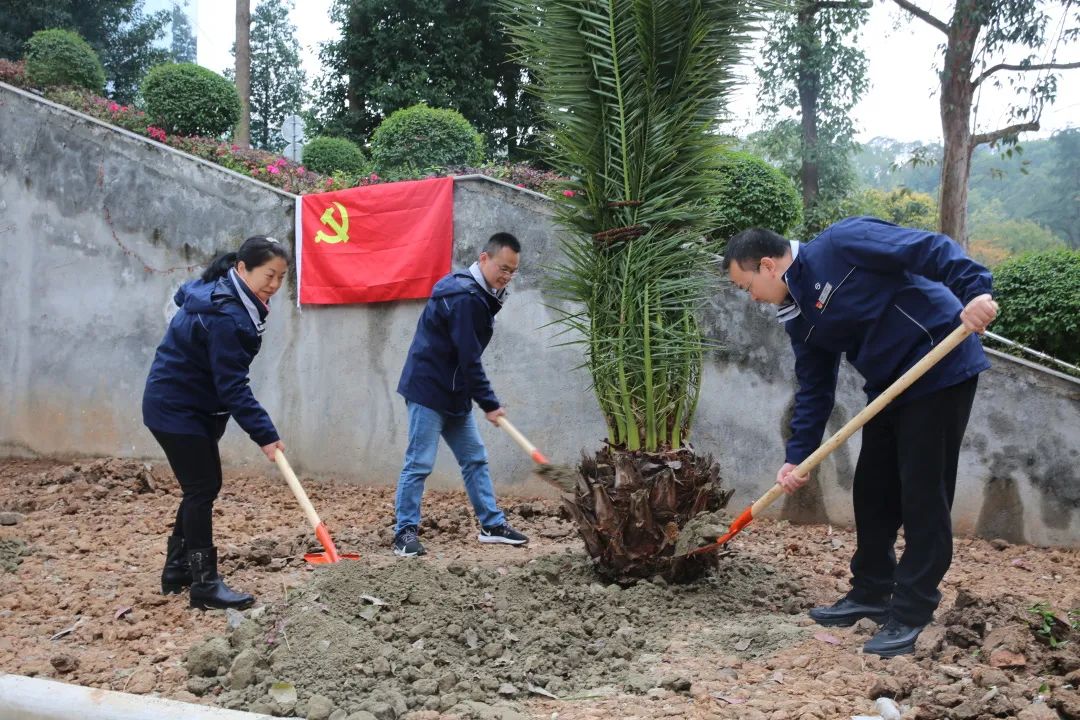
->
<box><xmin>735</xmin><ymin>263</ymin><xmax>761</xmax><ymax>296</ymax></box>
<box><xmin>497</xmin><ymin>265</ymin><xmax>518</xmax><ymax>277</ymax></box>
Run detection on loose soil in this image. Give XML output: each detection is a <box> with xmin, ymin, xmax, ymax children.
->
<box><xmin>1</xmin><ymin>457</ymin><xmax>1078</xmax><ymax>719</ymax></box>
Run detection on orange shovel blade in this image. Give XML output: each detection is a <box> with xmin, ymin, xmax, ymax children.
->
<box><xmin>304</xmin><ymin>522</ymin><xmax>359</xmax><ymax>564</ymax></box>
<box><xmin>687</xmin><ymin>506</ymin><xmax>755</xmax><ymax>557</ymax></box>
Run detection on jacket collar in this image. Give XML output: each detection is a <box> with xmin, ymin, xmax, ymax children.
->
<box><xmin>226</xmin><ymin>269</ymin><xmax>269</xmax><ymax>335</ymax></box>
<box><xmin>468</xmin><ymin>262</ymin><xmax>507</xmax><ymax>304</ymax></box>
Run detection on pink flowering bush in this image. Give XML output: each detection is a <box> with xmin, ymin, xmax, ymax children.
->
<box><xmin>45</xmin><ymin>88</ymin><xmax>152</xmax><ymax>135</ymax></box>
<box><xmin>0</xmin><ymin>59</ymin><xmax>27</xmax><ymax>87</ymax></box>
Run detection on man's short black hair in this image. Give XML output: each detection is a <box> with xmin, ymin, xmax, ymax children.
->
<box><xmin>721</xmin><ymin>228</ymin><xmax>790</xmax><ymax>271</ymax></box>
<box><xmin>484</xmin><ymin>232</ymin><xmax>521</xmax><ymax>256</ymax></box>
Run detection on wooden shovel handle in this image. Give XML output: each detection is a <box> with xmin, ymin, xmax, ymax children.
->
<box><xmin>274</xmin><ymin>449</ymin><xmax>322</xmax><ymax>532</ymax></box>
<box><xmin>496</xmin><ymin>417</ymin><xmax>551</xmax><ymax>465</ymax></box>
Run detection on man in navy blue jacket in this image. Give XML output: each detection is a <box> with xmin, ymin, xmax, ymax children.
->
<box><xmin>392</xmin><ymin>232</ymin><xmax>530</xmax><ymax>557</ymax></box>
<box><xmin>723</xmin><ymin>217</ymin><xmax>998</xmax><ymax>657</ymax></box>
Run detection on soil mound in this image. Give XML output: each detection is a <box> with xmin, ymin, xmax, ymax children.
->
<box><xmin>194</xmin><ymin>550</ymin><xmax>807</xmax><ymax>718</ymax></box>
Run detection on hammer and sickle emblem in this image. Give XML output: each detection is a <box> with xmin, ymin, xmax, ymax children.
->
<box><xmin>314</xmin><ymin>202</ymin><xmax>350</xmax><ymax>244</ymax></box>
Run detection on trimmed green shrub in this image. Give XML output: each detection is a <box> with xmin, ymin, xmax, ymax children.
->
<box><xmin>141</xmin><ymin>63</ymin><xmax>240</xmax><ymax>137</ymax></box>
<box><xmin>24</xmin><ymin>29</ymin><xmax>105</xmax><ymax>93</ymax></box>
<box><xmin>302</xmin><ymin>136</ymin><xmax>369</xmax><ymax>176</ymax></box>
<box><xmin>992</xmin><ymin>249</ymin><xmax>1080</xmax><ymax>365</ymax></box>
<box><xmin>370</xmin><ymin>103</ymin><xmax>484</xmax><ymax>173</ymax></box>
<box><xmin>711</xmin><ymin>149</ymin><xmax>802</xmax><ymax>243</ymax></box>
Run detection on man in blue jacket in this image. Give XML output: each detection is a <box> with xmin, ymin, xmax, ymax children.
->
<box><xmin>722</xmin><ymin>217</ymin><xmax>998</xmax><ymax>657</ymax></box>
<box><xmin>393</xmin><ymin>232</ymin><xmax>529</xmax><ymax>557</ymax></box>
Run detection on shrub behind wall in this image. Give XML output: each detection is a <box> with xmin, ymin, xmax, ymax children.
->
<box><xmin>24</xmin><ymin>29</ymin><xmax>105</xmax><ymax>93</ymax></box>
<box><xmin>993</xmin><ymin>249</ymin><xmax>1080</xmax><ymax>366</ymax></box>
<box><xmin>302</xmin><ymin>136</ymin><xmax>369</xmax><ymax>176</ymax></box>
<box><xmin>141</xmin><ymin>63</ymin><xmax>240</xmax><ymax>137</ymax></box>
<box><xmin>371</xmin><ymin>104</ymin><xmax>485</xmax><ymax>175</ymax></box>
<box><xmin>711</xmin><ymin>149</ymin><xmax>802</xmax><ymax>244</ymax></box>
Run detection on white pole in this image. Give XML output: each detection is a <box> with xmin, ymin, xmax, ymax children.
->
<box><xmin>0</xmin><ymin>674</ymin><xmax>290</xmax><ymax>720</ymax></box>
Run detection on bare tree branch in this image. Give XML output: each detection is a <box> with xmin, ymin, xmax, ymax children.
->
<box><xmin>889</xmin><ymin>0</ymin><xmax>948</xmax><ymax>34</ymax></box>
<box><xmin>972</xmin><ymin>121</ymin><xmax>1040</xmax><ymax>147</ymax></box>
<box><xmin>974</xmin><ymin>60</ymin><xmax>1080</xmax><ymax>87</ymax></box>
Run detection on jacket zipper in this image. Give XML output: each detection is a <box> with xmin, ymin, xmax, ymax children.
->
<box><xmin>452</xmin><ymin>366</ymin><xmax>459</xmax><ymax>390</ymax></box>
<box><xmin>894</xmin><ymin>304</ymin><xmax>934</xmax><ymax>346</ymax></box>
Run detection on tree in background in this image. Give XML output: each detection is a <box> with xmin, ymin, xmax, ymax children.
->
<box><xmin>1039</xmin><ymin>128</ymin><xmax>1080</xmax><ymax>248</ymax></box>
<box><xmin>317</xmin><ymin>0</ymin><xmax>540</xmax><ymax>159</ymax></box>
<box><xmin>0</xmin><ymin>0</ymin><xmax>170</xmax><ymax>104</ymax></box>
<box><xmin>891</xmin><ymin>0</ymin><xmax>1080</xmax><ymax>247</ymax></box>
<box><xmin>170</xmin><ymin>4</ymin><xmax>197</xmax><ymax>64</ymax></box>
<box><xmin>845</xmin><ymin>187</ymin><xmax>939</xmax><ymax>231</ymax></box>
<box><xmin>234</xmin><ymin>0</ymin><xmax>251</xmax><ymax>147</ymax></box>
<box><xmin>247</xmin><ymin>0</ymin><xmax>305</xmax><ymax>152</ymax></box>
<box><xmin>756</xmin><ymin>0</ymin><xmax>871</xmax><ymax>233</ymax></box>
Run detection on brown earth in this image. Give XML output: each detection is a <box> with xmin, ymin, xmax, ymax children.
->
<box><xmin>1</xmin><ymin>456</ymin><xmax>1078</xmax><ymax>719</ymax></box>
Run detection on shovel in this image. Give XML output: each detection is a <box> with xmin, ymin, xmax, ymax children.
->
<box><xmin>274</xmin><ymin>449</ymin><xmax>360</xmax><ymax>564</ymax></box>
<box><xmin>496</xmin><ymin>417</ymin><xmax>578</xmax><ymax>492</ymax></box>
<box><xmin>690</xmin><ymin>324</ymin><xmax>975</xmax><ymax>556</ymax></box>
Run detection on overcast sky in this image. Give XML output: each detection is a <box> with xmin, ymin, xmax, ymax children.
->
<box><xmin>193</xmin><ymin>0</ymin><xmax>1079</xmax><ymax>144</ymax></box>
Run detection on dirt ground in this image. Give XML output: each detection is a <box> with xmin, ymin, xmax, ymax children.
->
<box><xmin>1</xmin><ymin>457</ymin><xmax>1078</xmax><ymax>720</ymax></box>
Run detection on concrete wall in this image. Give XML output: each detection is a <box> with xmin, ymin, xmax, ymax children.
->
<box><xmin>2</xmin><ymin>82</ymin><xmax>1077</xmax><ymax>547</ymax></box>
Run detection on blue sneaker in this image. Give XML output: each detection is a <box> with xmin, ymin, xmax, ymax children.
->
<box><xmin>392</xmin><ymin>525</ymin><xmax>426</xmax><ymax>557</ymax></box>
<box><xmin>478</xmin><ymin>524</ymin><xmax>529</xmax><ymax>546</ymax></box>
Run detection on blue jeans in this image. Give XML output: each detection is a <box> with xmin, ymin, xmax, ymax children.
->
<box><xmin>394</xmin><ymin>401</ymin><xmax>506</xmax><ymax>533</ymax></box>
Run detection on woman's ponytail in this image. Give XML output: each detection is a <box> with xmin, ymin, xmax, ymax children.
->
<box><xmin>200</xmin><ymin>251</ymin><xmax>239</xmax><ymax>282</ymax></box>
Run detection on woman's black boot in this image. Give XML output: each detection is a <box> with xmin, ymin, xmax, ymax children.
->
<box><xmin>187</xmin><ymin>546</ymin><xmax>255</xmax><ymax>610</ymax></box>
<box><xmin>161</xmin><ymin>536</ymin><xmax>192</xmax><ymax>595</ymax></box>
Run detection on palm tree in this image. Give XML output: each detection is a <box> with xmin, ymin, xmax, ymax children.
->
<box><xmin>502</xmin><ymin>0</ymin><xmax>765</xmax><ymax>581</ymax></box>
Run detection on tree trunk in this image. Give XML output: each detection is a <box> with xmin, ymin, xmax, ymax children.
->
<box><xmin>234</xmin><ymin>0</ymin><xmax>251</xmax><ymax>148</ymax></box>
<box><xmin>937</xmin><ymin>0</ymin><xmax>980</xmax><ymax>246</ymax></box>
<box><xmin>796</xmin><ymin>4</ymin><xmax>820</xmax><ymax>212</ymax></box>
<box><xmin>503</xmin><ymin>64</ymin><xmax>520</xmax><ymax>161</ymax></box>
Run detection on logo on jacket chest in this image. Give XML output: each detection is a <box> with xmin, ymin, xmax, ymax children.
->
<box><xmin>814</xmin><ymin>281</ymin><xmax>834</xmax><ymax>310</ymax></box>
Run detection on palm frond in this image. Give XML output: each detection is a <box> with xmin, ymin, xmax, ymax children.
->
<box><xmin>503</xmin><ymin>0</ymin><xmax>767</xmax><ymax>451</ymax></box>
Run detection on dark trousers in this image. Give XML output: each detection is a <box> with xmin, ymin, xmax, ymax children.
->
<box><xmin>151</xmin><ymin>428</ymin><xmax>225</xmax><ymax>551</ymax></box>
<box><xmin>847</xmin><ymin>376</ymin><xmax>978</xmax><ymax>626</ymax></box>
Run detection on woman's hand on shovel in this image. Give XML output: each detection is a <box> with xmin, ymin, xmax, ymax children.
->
<box><xmin>261</xmin><ymin>440</ymin><xmax>285</xmax><ymax>462</ymax></box>
<box><xmin>776</xmin><ymin>462</ymin><xmax>807</xmax><ymax>495</ymax></box>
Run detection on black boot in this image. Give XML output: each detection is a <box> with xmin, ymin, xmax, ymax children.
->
<box><xmin>187</xmin><ymin>547</ymin><xmax>255</xmax><ymax>611</ymax></box>
<box><xmin>161</xmin><ymin>536</ymin><xmax>192</xmax><ymax>595</ymax></box>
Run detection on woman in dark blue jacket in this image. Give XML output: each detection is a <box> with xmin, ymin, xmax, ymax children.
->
<box><xmin>143</xmin><ymin>236</ymin><xmax>288</xmax><ymax>610</ymax></box>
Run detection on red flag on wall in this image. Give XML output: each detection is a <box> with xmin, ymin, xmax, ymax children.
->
<box><xmin>295</xmin><ymin>176</ymin><xmax>454</xmax><ymax>304</ymax></box>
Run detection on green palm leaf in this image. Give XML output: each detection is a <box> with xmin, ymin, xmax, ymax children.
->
<box><xmin>503</xmin><ymin>0</ymin><xmax>767</xmax><ymax>451</ymax></box>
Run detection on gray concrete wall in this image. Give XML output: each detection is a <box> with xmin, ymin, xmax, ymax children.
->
<box><xmin>2</xmin><ymin>82</ymin><xmax>1077</xmax><ymax>547</ymax></box>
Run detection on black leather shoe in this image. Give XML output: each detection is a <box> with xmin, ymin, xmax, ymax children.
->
<box><xmin>808</xmin><ymin>596</ymin><xmax>890</xmax><ymax>627</ymax></box>
<box><xmin>863</xmin><ymin>618</ymin><xmax>925</xmax><ymax>657</ymax></box>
